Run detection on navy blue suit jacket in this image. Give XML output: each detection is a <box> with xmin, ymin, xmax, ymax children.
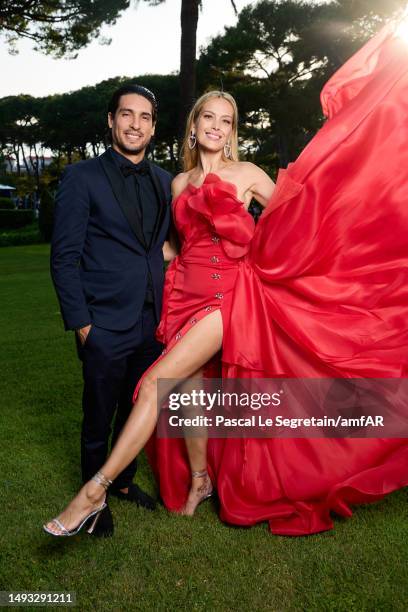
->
<box><xmin>51</xmin><ymin>149</ymin><xmax>172</xmax><ymax>331</ymax></box>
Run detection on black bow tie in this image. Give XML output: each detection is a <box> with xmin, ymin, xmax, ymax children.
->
<box><xmin>120</xmin><ymin>161</ymin><xmax>149</xmax><ymax>178</ymax></box>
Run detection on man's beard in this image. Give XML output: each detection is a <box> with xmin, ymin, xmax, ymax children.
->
<box><xmin>115</xmin><ymin>135</ymin><xmax>152</xmax><ymax>157</ymax></box>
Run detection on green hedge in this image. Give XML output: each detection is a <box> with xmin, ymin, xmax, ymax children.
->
<box><xmin>0</xmin><ymin>197</ymin><xmax>15</xmax><ymax>210</ymax></box>
<box><xmin>0</xmin><ymin>223</ymin><xmax>42</xmax><ymax>247</ymax></box>
<box><xmin>0</xmin><ymin>209</ymin><xmax>34</xmax><ymax>229</ymax></box>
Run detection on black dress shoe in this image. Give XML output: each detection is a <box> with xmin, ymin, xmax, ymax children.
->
<box><xmin>110</xmin><ymin>483</ymin><xmax>156</xmax><ymax>511</ymax></box>
<box><xmin>89</xmin><ymin>504</ymin><xmax>114</xmax><ymax>538</ymax></box>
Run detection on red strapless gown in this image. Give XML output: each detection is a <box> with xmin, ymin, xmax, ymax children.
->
<box><xmin>137</xmin><ymin>22</ymin><xmax>408</xmax><ymax>535</ymax></box>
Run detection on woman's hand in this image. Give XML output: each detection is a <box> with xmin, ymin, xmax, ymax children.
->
<box><xmin>163</xmin><ymin>240</ymin><xmax>178</xmax><ymax>262</ymax></box>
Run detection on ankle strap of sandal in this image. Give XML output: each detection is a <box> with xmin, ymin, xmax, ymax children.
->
<box><xmin>92</xmin><ymin>471</ymin><xmax>113</xmax><ymax>490</ymax></box>
<box><xmin>191</xmin><ymin>469</ymin><xmax>208</xmax><ymax>479</ymax></box>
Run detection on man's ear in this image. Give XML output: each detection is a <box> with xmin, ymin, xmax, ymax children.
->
<box><xmin>108</xmin><ymin>112</ymin><xmax>113</xmax><ymax>128</ymax></box>
<box><xmin>151</xmin><ymin>122</ymin><xmax>156</xmax><ymax>136</ymax></box>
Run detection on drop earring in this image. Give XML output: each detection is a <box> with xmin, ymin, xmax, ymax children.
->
<box><xmin>224</xmin><ymin>142</ymin><xmax>232</xmax><ymax>158</ymax></box>
<box><xmin>189</xmin><ymin>132</ymin><xmax>197</xmax><ymax>150</ymax></box>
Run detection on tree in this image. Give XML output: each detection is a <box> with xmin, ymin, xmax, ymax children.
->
<box><xmin>2</xmin><ymin>0</ymin><xmax>406</xmax><ymax>176</ymax></box>
<box><xmin>142</xmin><ymin>0</ymin><xmax>237</xmax><ymax>139</ymax></box>
<box><xmin>0</xmin><ymin>94</ymin><xmax>47</xmax><ymax>184</ymax></box>
<box><xmin>0</xmin><ymin>0</ymin><xmax>129</xmax><ymax>57</ymax></box>
<box><xmin>198</xmin><ymin>0</ymin><xmax>407</xmax><ymax>170</ymax></box>
<box><xmin>198</xmin><ymin>1</ymin><xmax>329</xmax><ymax>168</ymax></box>
<box><xmin>0</xmin><ymin>75</ymin><xmax>180</xmax><ymax>176</ymax></box>
<box><xmin>1</xmin><ymin>0</ymin><xmax>236</xmax><ymax>153</ymax></box>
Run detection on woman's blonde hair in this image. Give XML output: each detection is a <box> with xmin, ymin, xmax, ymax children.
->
<box><xmin>181</xmin><ymin>90</ymin><xmax>239</xmax><ymax>172</ymax></box>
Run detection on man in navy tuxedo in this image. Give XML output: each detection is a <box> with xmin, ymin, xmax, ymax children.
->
<box><xmin>51</xmin><ymin>84</ymin><xmax>172</xmax><ymax>537</ymax></box>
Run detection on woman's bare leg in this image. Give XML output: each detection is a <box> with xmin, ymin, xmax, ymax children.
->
<box><xmin>44</xmin><ymin>311</ymin><xmax>222</xmax><ymax>534</ymax></box>
<box><xmin>181</xmin><ymin>434</ymin><xmax>212</xmax><ymax>516</ymax></box>
<box><xmin>184</xmin><ymin>435</ymin><xmax>208</xmax><ymax>474</ymax></box>
<box><xmin>174</xmin><ymin>372</ymin><xmax>213</xmax><ymax>515</ymax></box>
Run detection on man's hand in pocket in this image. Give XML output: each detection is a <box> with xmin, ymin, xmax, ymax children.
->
<box><xmin>77</xmin><ymin>324</ymin><xmax>92</xmax><ymax>346</ymax></box>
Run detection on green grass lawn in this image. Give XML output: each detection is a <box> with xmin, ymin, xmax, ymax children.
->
<box><xmin>0</xmin><ymin>244</ymin><xmax>407</xmax><ymax>611</ymax></box>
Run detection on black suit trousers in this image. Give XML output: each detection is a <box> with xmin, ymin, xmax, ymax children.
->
<box><xmin>78</xmin><ymin>303</ymin><xmax>162</xmax><ymax>488</ymax></box>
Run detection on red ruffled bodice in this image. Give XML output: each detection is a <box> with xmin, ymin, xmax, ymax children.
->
<box><xmin>156</xmin><ymin>174</ymin><xmax>255</xmax><ymax>346</ymax></box>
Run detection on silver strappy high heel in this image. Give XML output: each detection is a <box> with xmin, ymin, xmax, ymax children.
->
<box><xmin>179</xmin><ymin>469</ymin><xmax>214</xmax><ymax>516</ymax></box>
<box><xmin>43</xmin><ymin>471</ymin><xmax>112</xmax><ymax>537</ymax></box>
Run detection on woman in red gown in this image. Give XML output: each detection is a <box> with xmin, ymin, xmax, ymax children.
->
<box><xmin>45</xmin><ymin>21</ymin><xmax>408</xmax><ymax>537</ymax></box>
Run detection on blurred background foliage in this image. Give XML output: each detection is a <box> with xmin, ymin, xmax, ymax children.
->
<box><xmin>0</xmin><ymin>0</ymin><xmax>407</xmax><ymax>243</ymax></box>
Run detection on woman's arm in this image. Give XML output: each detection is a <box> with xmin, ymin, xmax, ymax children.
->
<box><xmin>245</xmin><ymin>163</ymin><xmax>275</xmax><ymax>208</ymax></box>
<box><xmin>162</xmin><ymin>174</ymin><xmax>189</xmax><ymax>262</ymax></box>
<box><xmin>163</xmin><ymin>241</ymin><xmax>177</xmax><ymax>262</ymax></box>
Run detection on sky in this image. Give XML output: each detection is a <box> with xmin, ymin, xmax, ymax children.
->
<box><xmin>1</xmin><ymin>0</ymin><xmax>253</xmax><ymax>98</ymax></box>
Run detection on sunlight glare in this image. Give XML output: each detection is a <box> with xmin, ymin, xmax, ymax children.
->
<box><xmin>395</xmin><ymin>7</ymin><xmax>408</xmax><ymax>43</ymax></box>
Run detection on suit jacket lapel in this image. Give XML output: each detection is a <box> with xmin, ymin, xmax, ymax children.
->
<box><xmin>99</xmin><ymin>150</ymin><xmax>147</xmax><ymax>249</ymax></box>
<box><xmin>148</xmin><ymin>162</ymin><xmax>168</xmax><ymax>247</ymax></box>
